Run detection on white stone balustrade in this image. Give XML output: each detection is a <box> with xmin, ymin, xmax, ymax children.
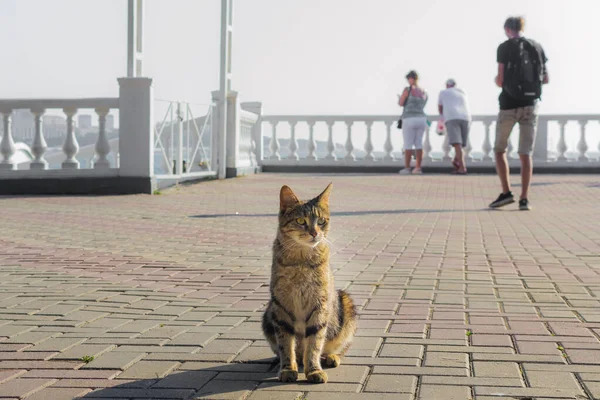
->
<box><xmin>0</xmin><ymin>98</ymin><xmax>118</xmax><ymax>172</ymax></box>
<box><xmin>258</xmin><ymin>114</ymin><xmax>600</xmax><ymax>168</ymax></box>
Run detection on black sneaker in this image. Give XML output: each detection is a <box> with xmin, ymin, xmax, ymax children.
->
<box><xmin>519</xmin><ymin>199</ymin><xmax>531</xmax><ymax>211</ymax></box>
<box><xmin>489</xmin><ymin>191</ymin><xmax>515</xmax><ymax>208</ymax></box>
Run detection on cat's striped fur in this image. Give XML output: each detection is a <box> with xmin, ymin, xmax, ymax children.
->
<box><xmin>262</xmin><ymin>183</ymin><xmax>357</xmax><ymax>384</ymax></box>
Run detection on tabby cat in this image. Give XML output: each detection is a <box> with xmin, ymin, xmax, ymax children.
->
<box><xmin>262</xmin><ymin>183</ymin><xmax>357</xmax><ymax>384</ymax></box>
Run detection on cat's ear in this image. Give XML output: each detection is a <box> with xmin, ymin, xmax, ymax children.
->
<box><xmin>317</xmin><ymin>183</ymin><xmax>333</xmax><ymax>207</ymax></box>
<box><xmin>280</xmin><ymin>185</ymin><xmax>300</xmax><ymax>211</ymax></box>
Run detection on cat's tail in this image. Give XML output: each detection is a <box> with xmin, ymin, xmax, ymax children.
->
<box><xmin>325</xmin><ymin>289</ymin><xmax>358</xmax><ymax>357</ymax></box>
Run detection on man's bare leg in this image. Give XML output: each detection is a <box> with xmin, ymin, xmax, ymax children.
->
<box><xmin>495</xmin><ymin>152</ymin><xmax>511</xmax><ymax>193</ymax></box>
<box><xmin>519</xmin><ymin>154</ymin><xmax>532</xmax><ymax>200</ymax></box>
<box><xmin>453</xmin><ymin>144</ymin><xmax>466</xmax><ymax>173</ymax></box>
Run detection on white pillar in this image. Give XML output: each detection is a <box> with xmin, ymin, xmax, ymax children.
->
<box><xmin>226</xmin><ymin>90</ymin><xmax>240</xmax><ymax>175</ymax></box>
<box><xmin>0</xmin><ymin>110</ymin><xmax>16</xmax><ymax>170</ymax></box>
<box><xmin>62</xmin><ymin>107</ymin><xmax>80</xmax><ymax>169</ymax></box>
<box><xmin>118</xmin><ymin>77</ymin><xmax>154</xmax><ymax>178</ymax></box>
<box><xmin>217</xmin><ymin>0</ymin><xmax>233</xmax><ymax>179</ymax></box>
<box><xmin>30</xmin><ymin>108</ymin><xmax>48</xmax><ymax>170</ymax></box>
<box><xmin>241</xmin><ymin>101</ymin><xmax>263</xmax><ymax>164</ymax></box>
<box><xmin>127</xmin><ymin>0</ymin><xmax>144</xmax><ymax>77</ymax></box>
<box><xmin>94</xmin><ymin>107</ymin><xmax>111</xmax><ymax>169</ymax></box>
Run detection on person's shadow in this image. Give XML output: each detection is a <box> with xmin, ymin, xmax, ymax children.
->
<box><xmin>79</xmin><ymin>357</ymin><xmax>333</xmax><ymax>399</ymax></box>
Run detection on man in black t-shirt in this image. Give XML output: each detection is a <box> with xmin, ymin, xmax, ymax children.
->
<box><xmin>489</xmin><ymin>17</ymin><xmax>549</xmax><ymax>211</ymax></box>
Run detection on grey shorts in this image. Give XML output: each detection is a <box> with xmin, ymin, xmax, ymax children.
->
<box><xmin>445</xmin><ymin>119</ymin><xmax>470</xmax><ymax>147</ymax></box>
<box><xmin>494</xmin><ymin>106</ymin><xmax>538</xmax><ymax>155</ymax></box>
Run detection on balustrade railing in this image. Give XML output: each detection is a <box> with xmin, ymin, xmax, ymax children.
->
<box><xmin>257</xmin><ymin>114</ymin><xmax>600</xmax><ymax>167</ymax></box>
<box><xmin>0</xmin><ymin>98</ymin><xmax>119</xmax><ymax>172</ymax></box>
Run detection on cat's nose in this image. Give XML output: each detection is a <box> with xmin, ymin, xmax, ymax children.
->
<box><xmin>309</xmin><ymin>231</ymin><xmax>318</xmax><ymax>238</ymax></box>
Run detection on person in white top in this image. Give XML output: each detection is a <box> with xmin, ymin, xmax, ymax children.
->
<box><xmin>438</xmin><ymin>79</ymin><xmax>471</xmax><ymax>174</ymax></box>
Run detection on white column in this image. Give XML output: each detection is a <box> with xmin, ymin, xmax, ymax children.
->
<box><xmin>226</xmin><ymin>90</ymin><xmax>241</xmax><ymax>173</ymax></box>
<box><xmin>306</xmin><ymin>120</ymin><xmax>317</xmax><ymax>160</ymax></box>
<box><xmin>557</xmin><ymin>120</ymin><xmax>568</xmax><ymax>161</ymax></box>
<box><xmin>217</xmin><ymin>0</ymin><xmax>233</xmax><ymax>179</ymax></box>
<box><xmin>176</xmin><ymin>102</ymin><xmax>184</xmax><ymax>175</ymax></box>
<box><xmin>210</xmin><ymin>91</ymin><xmax>221</xmax><ymax>172</ymax></box>
<box><xmin>269</xmin><ymin>122</ymin><xmax>280</xmax><ymax>160</ymax></box>
<box><xmin>241</xmin><ymin>101</ymin><xmax>263</xmax><ymax>164</ymax></box>
<box><xmin>507</xmin><ymin>138</ymin><xmax>514</xmax><ymax>159</ymax></box>
<box><xmin>465</xmin><ymin>135</ymin><xmax>473</xmax><ymax>161</ymax></box>
<box><xmin>344</xmin><ymin>120</ymin><xmax>355</xmax><ymax>161</ymax></box>
<box><xmin>288</xmin><ymin>121</ymin><xmax>299</xmax><ymax>160</ymax></box>
<box><xmin>577</xmin><ymin>120</ymin><xmax>588</xmax><ymax>162</ymax></box>
<box><xmin>442</xmin><ymin>133</ymin><xmax>451</xmax><ymax>161</ymax></box>
<box><xmin>0</xmin><ymin>110</ymin><xmax>16</xmax><ymax>170</ymax></box>
<box><xmin>62</xmin><ymin>107</ymin><xmax>79</xmax><ymax>169</ymax></box>
<box><xmin>30</xmin><ymin>108</ymin><xmax>48</xmax><ymax>170</ymax></box>
<box><xmin>93</xmin><ymin>107</ymin><xmax>111</xmax><ymax>169</ymax></box>
<box><xmin>482</xmin><ymin>121</ymin><xmax>493</xmax><ymax>161</ymax></box>
<box><xmin>383</xmin><ymin>121</ymin><xmax>394</xmax><ymax>161</ymax></box>
<box><xmin>325</xmin><ymin>120</ymin><xmax>336</xmax><ymax>160</ymax></box>
<box><xmin>127</xmin><ymin>0</ymin><xmax>144</xmax><ymax>77</ymax></box>
<box><xmin>364</xmin><ymin>121</ymin><xmax>374</xmax><ymax>161</ymax></box>
<box><xmin>423</xmin><ymin>123</ymin><xmax>432</xmax><ymax>160</ymax></box>
<box><xmin>118</xmin><ymin>77</ymin><xmax>154</xmax><ymax>177</ymax></box>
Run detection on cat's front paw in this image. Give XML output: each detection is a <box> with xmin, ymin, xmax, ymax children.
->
<box><xmin>279</xmin><ymin>369</ymin><xmax>298</xmax><ymax>382</ymax></box>
<box><xmin>306</xmin><ymin>369</ymin><xmax>328</xmax><ymax>384</ymax></box>
<box><xmin>323</xmin><ymin>354</ymin><xmax>341</xmax><ymax>368</ymax></box>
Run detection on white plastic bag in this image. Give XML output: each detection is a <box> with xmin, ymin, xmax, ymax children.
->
<box><xmin>436</xmin><ymin>118</ymin><xmax>446</xmax><ymax>136</ymax></box>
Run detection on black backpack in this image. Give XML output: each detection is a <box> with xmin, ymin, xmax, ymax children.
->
<box><xmin>503</xmin><ymin>38</ymin><xmax>544</xmax><ymax>101</ymax></box>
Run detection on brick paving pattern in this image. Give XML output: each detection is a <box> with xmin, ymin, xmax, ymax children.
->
<box><xmin>0</xmin><ymin>173</ymin><xmax>599</xmax><ymax>399</ymax></box>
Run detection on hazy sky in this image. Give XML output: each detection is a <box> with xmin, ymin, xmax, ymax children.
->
<box><xmin>1</xmin><ymin>0</ymin><xmax>599</xmax><ymax>118</ymax></box>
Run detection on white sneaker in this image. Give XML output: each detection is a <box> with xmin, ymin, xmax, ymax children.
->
<box><xmin>412</xmin><ymin>168</ymin><xmax>423</xmax><ymax>174</ymax></box>
<box><xmin>399</xmin><ymin>168</ymin><xmax>412</xmax><ymax>175</ymax></box>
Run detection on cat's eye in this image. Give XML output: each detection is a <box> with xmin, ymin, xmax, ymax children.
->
<box><xmin>296</xmin><ymin>218</ymin><xmax>306</xmax><ymax>225</ymax></box>
<box><xmin>317</xmin><ymin>217</ymin><xmax>327</xmax><ymax>225</ymax></box>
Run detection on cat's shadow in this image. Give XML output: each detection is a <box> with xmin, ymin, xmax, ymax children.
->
<box><xmin>79</xmin><ymin>358</ymin><xmax>337</xmax><ymax>399</ymax></box>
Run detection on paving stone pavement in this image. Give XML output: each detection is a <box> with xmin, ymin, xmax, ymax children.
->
<box><xmin>0</xmin><ymin>173</ymin><xmax>599</xmax><ymax>400</ymax></box>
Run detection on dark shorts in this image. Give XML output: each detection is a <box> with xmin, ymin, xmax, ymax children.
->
<box><xmin>445</xmin><ymin>119</ymin><xmax>470</xmax><ymax>147</ymax></box>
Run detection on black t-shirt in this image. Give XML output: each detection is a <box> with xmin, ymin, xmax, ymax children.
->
<box><xmin>497</xmin><ymin>38</ymin><xmax>548</xmax><ymax>110</ymax></box>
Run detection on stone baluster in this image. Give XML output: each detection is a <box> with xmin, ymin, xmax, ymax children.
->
<box><xmin>306</xmin><ymin>120</ymin><xmax>317</xmax><ymax>160</ymax></box>
<box><xmin>29</xmin><ymin>108</ymin><xmax>48</xmax><ymax>170</ymax></box>
<box><xmin>507</xmin><ymin>138</ymin><xmax>514</xmax><ymax>159</ymax></box>
<box><xmin>364</xmin><ymin>121</ymin><xmax>375</xmax><ymax>161</ymax></box>
<box><xmin>62</xmin><ymin>107</ymin><xmax>80</xmax><ymax>169</ymax></box>
<box><xmin>557</xmin><ymin>120</ymin><xmax>568</xmax><ymax>161</ymax></box>
<box><xmin>423</xmin><ymin>123</ymin><xmax>432</xmax><ymax>160</ymax></box>
<box><xmin>269</xmin><ymin>121</ymin><xmax>280</xmax><ymax>160</ymax></box>
<box><xmin>94</xmin><ymin>107</ymin><xmax>111</xmax><ymax>168</ymax></box>
<box><xmin>0</xmin><ymin>110</ymin><xmax>16</xmax><ymax>170</ymax></box>
<box><xmin>442</xmin><ymin>133</ymin><xmax>451</xmax><ymax>161</ymax></box>
<box><xmin>288</xmin><ymin>121</ymin><xmax>299</xmax><ymax>160</ymax></box>
<box><xmin>325</xmin><ymin>121</ymin><xmax>336</xmax><ymax>160</ymax></box>
<box><xmin>465</xmin><ymin>136</ymin><xmax>473</xmax><ymax>161</ymax></box>
<box><xmin>482</xmin><ymin>120</ymin><xmax>493</xmax><ymax>161</ymax></box>
<box><xmin>577</xmin><ymin>120</ymin><xmax>588</xmax><ymax>162</ymax></box>
<box><xmin>344</xmin><ymin>120</ymin><xmax>355</xmax><ymax>161</ymax></box>
<box><xmin>383</xmin><ymin>121</ymin><xmax>394</xmax><ymax>161</ymax></box>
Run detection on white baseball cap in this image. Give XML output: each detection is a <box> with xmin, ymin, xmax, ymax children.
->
<box><xmin>446</xmin><ymin>78</ymin><xmax>456</xmax><ymax>86</ymax></box>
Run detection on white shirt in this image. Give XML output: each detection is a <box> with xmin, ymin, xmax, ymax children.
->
<box><xmin>438</xmin><ymin>87</ymin><xmax>471</xmax><ymax>122</ymax></box>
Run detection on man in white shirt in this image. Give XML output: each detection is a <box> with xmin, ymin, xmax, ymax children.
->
<box><xmin>438</xmin><ymin>79</ymin><xmax>471</xmax><ymax>174</ymax></box>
